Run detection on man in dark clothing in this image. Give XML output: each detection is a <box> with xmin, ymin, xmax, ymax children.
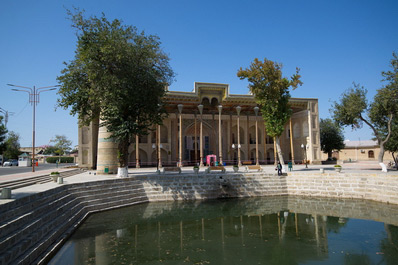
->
<box><xmin>277</xmin><ymin>162</ymin><xmax>282</xmax><ymax>176</ymax></box>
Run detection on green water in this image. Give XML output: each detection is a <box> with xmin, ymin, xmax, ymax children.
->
<box><xmin>49</xmin><ymin>197</ymin><xmax>398</xmax><ymax>264</ymax></box>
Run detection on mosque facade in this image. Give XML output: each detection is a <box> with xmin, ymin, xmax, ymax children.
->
<box><xmin>78</xmin><ymin>82</ymin><xmax>321</xmax><ymax>173</ymax></box>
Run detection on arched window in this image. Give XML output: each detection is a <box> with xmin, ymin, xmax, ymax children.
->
<box><xmin>368</xmin><ymin>150</ymin><xmax>374</xmax><ymax>158</ymax></box>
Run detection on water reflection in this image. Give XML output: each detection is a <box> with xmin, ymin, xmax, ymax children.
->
<box><xmin>49</xmin><ymin>196</ymin><xmax>398</xmax><ymax>265</ymax></box>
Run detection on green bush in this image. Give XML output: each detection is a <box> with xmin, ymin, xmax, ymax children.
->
<box><xmin>46</xmin><ymin>156</ymin><xmax>74</xmax><ymax>163</ymax></box>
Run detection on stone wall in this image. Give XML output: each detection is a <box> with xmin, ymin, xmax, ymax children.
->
<box><xmin>1</xmin><ymin>171</ymin><xmax>398</xmax><ymax>264</ymax></box>
<box><xmin>136</xmin><ymin>171</ymin><xmax>398</xmax><ymax>205</ymax></box>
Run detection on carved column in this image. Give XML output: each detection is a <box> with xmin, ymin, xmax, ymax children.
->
<box><xmin>178</xmin><ymin>104</ymin><xmax>183</xmax><ymax>167</ymax></box>
<box><xmin>236</xmin><ymin>106</ymin><xmax>242</xmax><ymax>166</ymax></box>
<box><xmin>198</xmin><ymin>104</ymin><xmax>204</xmax><ymax>167</ymax></box>
<box><xmin>218</xmin><ymin>105</ymin><xmax>223</xmax><ymax>165</ymax></box>
<box><xmin>289</xmin><ymin>118</ymin><xmax>295</xmax><ymax>163</ymax></box>
<box><xmin>135</xmin><ymin>135</ymin><xmax>140</xmax><ymax>168</ymax></box>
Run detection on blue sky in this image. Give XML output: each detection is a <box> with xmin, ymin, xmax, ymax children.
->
<box><xmin>0</xmin><ymin>0</ymin><xmax>397</xmax><ymax>148</ymax></box>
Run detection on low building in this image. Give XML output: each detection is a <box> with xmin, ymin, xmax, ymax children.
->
<box><xmin>78</xmin><ymin>82</ymin><xmax>322</xmax><ymax>173</ymax></box>
<box><xmin>321</xmin><ymin>140</ymin><xmax>394</xmax><ymax>162</ymax></box>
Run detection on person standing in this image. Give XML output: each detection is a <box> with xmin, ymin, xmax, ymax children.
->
<box><xmin>277</xmin><ymin>161</ymin><xmax>282</xmax><ymax>176</ymax></box>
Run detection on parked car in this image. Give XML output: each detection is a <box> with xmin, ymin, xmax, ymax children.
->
<box><xmin>3</xmin><ymin>159</ymin><xmax>18</xmax><ymax>166</ymax></box>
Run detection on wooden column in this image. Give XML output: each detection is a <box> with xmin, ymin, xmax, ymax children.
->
<box><xmin>263</xmin><ymin>123</ymin><xmax>267</xmax><ymax>164</ymax></box>
<box><xmin>247</xmin><ymin>115</ymin><xmax>250</xmax><ymax>163</ymax></box>
<box><xmin>135</xmin><ymin>135</ymin><xmax>140</xmax><ymax>168</ymax></box>
<box><xmin>198</xmin><ymin>105</ymin><xmax>204</xmax><ymax>167</ymax></box>
<box><xmin>194</xmin><ymin>114</ymin><xmax>197</xmax><ymax>163</ymax></box>
<box><xmin>178</xmin><ymin>105</ymin><xmax>183</xmax><ymax>167</ymax></box>
<box><xmin>237</xmin><ymin>106</ymin><xmax>242</xmax><ymax>166</ymax></box>
<box><xmin>274</xmin><ymin>138</ymin><xmax>277</xmax><ymax>164</ymax></box>
<box><xmin>158</xmin><ymin>125</ymin><xmax>162</xmax><ymax>168</ymax></box>
<box><xmin>255</xmin><ymin>111</ymin><xmax>259</xmax><ymax>165</ymax></box>
<box><xmin>289</xmin><ymin>118</ymin><xmax>295</xmax><ymax>163</ymax></box>
<box><xmin>218</xmin><ymin>105</ymin><xmax>223</xmax><ymax>164</ymax></box>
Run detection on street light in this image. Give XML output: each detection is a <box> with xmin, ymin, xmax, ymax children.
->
<box><xmin>301</xmin><ymin>144</ymin><xmax>309</xmax><ymax>168</ymax></box>
<box><xmin>8</xmin><ymin>84</ymin><xmax>58</xmax><ymax>172</ymax></box>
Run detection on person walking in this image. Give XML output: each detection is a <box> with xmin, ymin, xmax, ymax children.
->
<box><xmin>277</xmin><ymin>161</ymin><xmax>282</xmax><ymax>176</ymax></box>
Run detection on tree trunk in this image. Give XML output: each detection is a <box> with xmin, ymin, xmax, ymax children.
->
<box><xmin>378</xmin><ymin>142</ymin><xmax>387</xmax><ymax>172</ymax></box>
<box><xmin>117</xmin><ymin>140</ymin><xmax>129</xmax><ymax>178</ymax></box>
<box><xmin>360</xmin><ymin>113</ymin><xmax>393</xmax><ymax>172</ymax></box>
<box><xmin>275</xmin><ymin>136</ymin><xmax>286</xmax><ymax>172</ymax></box>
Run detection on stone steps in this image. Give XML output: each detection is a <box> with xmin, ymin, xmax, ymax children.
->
<box><xmin>0</xmin><ymin>178</ymin><xmax>149</xmax><ymax>265</ymax></box>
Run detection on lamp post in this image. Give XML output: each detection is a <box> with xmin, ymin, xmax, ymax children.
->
<box><xmin>178</xmin><ymin>104</ymin><xmax>183</xmax><ymax>167</ymax></box>
<box><xmin>8</xmin><ymin>84</ymin><xmax>58</xmax><ymax>172</ymax></box>
<box><xmin>232</xmin><ymin>143</ymin><xmax>241</xmax><ymax>165</ymax></box>
<box><xmin>254</xmin><ymin>106</ymin><xmax>259</xmax><ymax>165</ymax></box>
<box><xmin>198</xmin><ymin>104</ymin><xmax>204</xmax><ymax>167</ymax></box>
<box><xmin>217</xmin><ymin>105</ymin><xmax>223</xmax><ymax>165</ymax></box>
<box><xmin>236</xmin><ymin>106</ymin><xmax>242</xmax><ymax>166</ymax></box>
<box><xmin>301</xmin><ymin>144</ymin><xmax>308</xmax><ymax>168</ymax></box>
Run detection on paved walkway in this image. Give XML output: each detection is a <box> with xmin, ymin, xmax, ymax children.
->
<box><xmin>0</xmin><ymin>161</ymin><xmax>396</xmax><ymax>204</ymax></box>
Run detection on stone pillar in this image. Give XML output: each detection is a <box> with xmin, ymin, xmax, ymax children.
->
<box><xmin>97</xmin><ymin>122</ymin><xmax>118</xmax><ymax>174</ymax></box>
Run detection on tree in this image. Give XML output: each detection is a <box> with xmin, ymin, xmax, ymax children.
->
<box><xmin>41</xmin><ymin>145</ymin><xmax>58</xmax><ymax>155</ymax></box>
<box><xmin>319</xmin><ymin>118</ymin><xmax>345</xmax><ymax>159</ymax></box>
<box><xmin>0</xmin><ymin>116</ymin><xmax>7</xmax><ymax>155</ymax></box>
<box><xmin>50</xmin><ymin>135</ymin><xmax>72</xmax><ymax>155</ymax></box>
<box><xmin>3</xmin><ymin>131</ymin><xmax>21</xmax><ymax>159</ymax></box>
<box><xmin>237</xmin><ymin>58</ymin><xmax>302</xmax><ymax>170</ymax></box>
<box><xmin>332</xmin><ymin>53</ymin><xmax>398</xmax><ymax>172</ymax></box>
<box><xmin>57</xmin><ymin>10</ymin><xmax>174</xmax><ymax>177</ymax></box>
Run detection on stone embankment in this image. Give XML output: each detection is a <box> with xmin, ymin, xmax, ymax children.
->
<box><xmin>1</xmin><ymin>171</ymin><xmax>398</xmax><ymax>264</ymax></box>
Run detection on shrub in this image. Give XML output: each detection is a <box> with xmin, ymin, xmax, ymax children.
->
<box><xmin>46</xmin><ymin>156</ymin><xmax>74</xmax><ymax>163</ymax></box>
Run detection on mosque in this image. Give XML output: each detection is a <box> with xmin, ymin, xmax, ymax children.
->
<box><xmin>78</xmin><ymin>82</ymin><xmax>321</xmax><ymax>173</ymax></box>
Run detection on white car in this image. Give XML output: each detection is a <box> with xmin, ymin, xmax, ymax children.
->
<box><xmin>3</xmin><ymin>159</ymin><xmax>18</xmax><ymax>166</ymax></box>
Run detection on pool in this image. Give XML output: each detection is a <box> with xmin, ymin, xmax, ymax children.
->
<box><xmin>49</xmin><ymin>196</ymin><xmax>398</xmax><ymax>264</ymax></box>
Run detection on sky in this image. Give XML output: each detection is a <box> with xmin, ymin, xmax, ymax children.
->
<box><xmin>0</xmin><ymin>0</ymin><xmax>397</xmax><ymax>148</ymax></box>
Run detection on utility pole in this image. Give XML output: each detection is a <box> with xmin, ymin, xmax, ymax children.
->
<box><xmin>0</xmin><ymin>107</ymin><xmax>13</xmax><ymax>128</ymax></box>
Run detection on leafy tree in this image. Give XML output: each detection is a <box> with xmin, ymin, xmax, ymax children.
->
<box><xmin>332</xmin><ymin>53</ymin><xmax>398</xmax><ymax>171</ymax></box>
<box><xmin>50</xmin><ymin>135</ymin><xmax>72</xmax><ymax>155</ymax></box>
<box><xmin>319</xmin><ymin>118</ymin><xmax>345</xmax><ymax>159</ymax></box>
<box><xmin>3</xmin><ymin>131</ymin><xmax>21</xmax><ymax>159</ymax></box>
<box><xmin>0</xmin><ymin>116</ymin><xmax>7</xmax><ymax>155</ymax></box>
<box><xmin>237</xmin><ymin>58</ymin><xmax>302</xmax><ymax>169</ymax></box>
<box><xmin>41</xmin><ymin>145</ymin><xmax>58</xmax><ymax>155</ymax></box>
<box><xmin>57</xmin><ymin>9</ymin><xmax>174</xmax><ymax>177</ymax></box>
